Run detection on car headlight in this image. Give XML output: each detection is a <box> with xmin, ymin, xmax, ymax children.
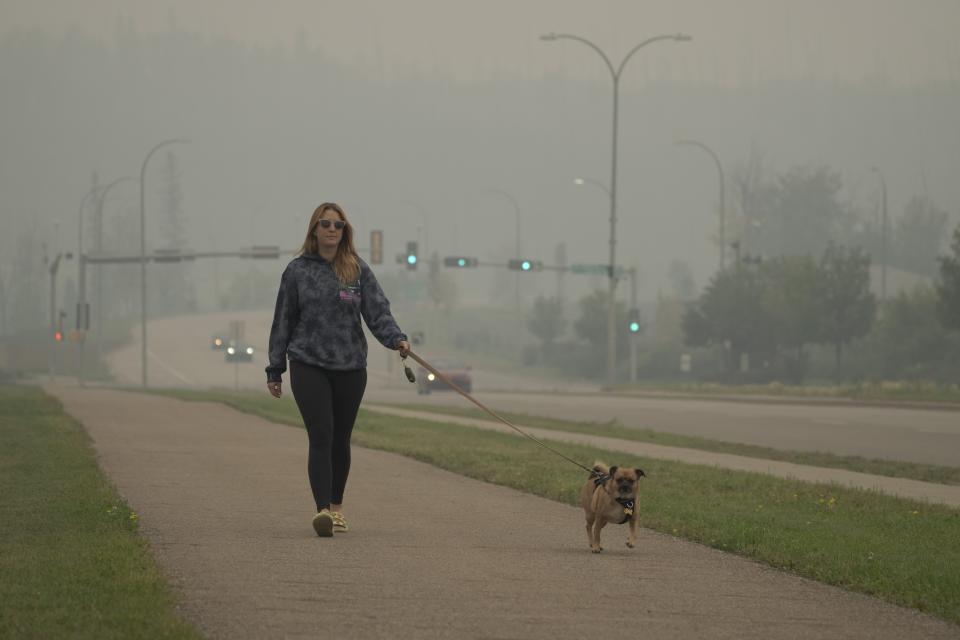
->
<box><xmin>227</xmin><ymin>347</ymin><xmax>235</xmax><ymax>354</ymax></box>
<box><xmin>245</xmin><ymin>347</ymin><xmax>254</xmax><ymax>355</ymax></box>
<box><xmin>427</xmin><ymin>373</ymin><xmax>436</xmax><ymax>381</ymax></box>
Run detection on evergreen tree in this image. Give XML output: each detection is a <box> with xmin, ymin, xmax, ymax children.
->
<box><xmin>893</xmin><ymin>196</ymin><xmax>949</xmax><ymax>277</ymax></box>
<box><xmin>817</xmin><ymin>244</ymin><xmax>876</xmax><ymax>374</ymax></box>
<box><xmin>153</xmin><ymin>151</ymin><xmax>196</xmax><ymax>314</ymax></box>
<box><xmin>528</xmin><ymin>295</ymin><xmax>565</xmax><ymax>357</ymax></box>
<box><xmin>936</xmin><ymin>223</ymin><xmax>960</xmax><ymax>331</ymax></box>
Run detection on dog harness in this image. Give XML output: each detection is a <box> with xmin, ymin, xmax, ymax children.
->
<box><xmin>615</xmin><ymin>497</ymin><xmax>635</xmax><ymax>524</ymax></box>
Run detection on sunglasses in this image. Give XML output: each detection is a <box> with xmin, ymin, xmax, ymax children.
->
<box><xmin>318</xmin><ymin>219</ymin><xmax>346</xmax><ymax>230</ymax></box>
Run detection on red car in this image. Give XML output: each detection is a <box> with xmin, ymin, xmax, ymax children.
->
<box><xmin>416</xmin><ymin>361</ymin><xmax>472</xmax><ymax>394</ymax></box>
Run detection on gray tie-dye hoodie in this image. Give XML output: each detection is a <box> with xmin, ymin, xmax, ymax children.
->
<box><xmin>265</xmin><ymin>253</ymin><xmax>406</xmax><ymax>382</ymax></box>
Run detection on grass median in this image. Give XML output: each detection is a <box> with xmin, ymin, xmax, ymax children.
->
<box><xmin>616</xmin><ymin>380</ymin><xmax>960</xmax><ymax>404</ymax></box>
<box><xmin>384</xmin><ymin>402</ymin><xmax>960</xmax><ymax>486</ymax></box>
<box><xmin>0</xmin><ymin>385</ymin><xmax>202</xmax><ymax>640</ymax></box>
<box><xmin>154</xmin><ymin>387</ymin><xmax>960</xmax><ymax>625</ymax></box>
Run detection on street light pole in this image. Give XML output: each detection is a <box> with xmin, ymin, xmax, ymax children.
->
<box><xmin>76</xmin><ymin>183</ymin><xmax>103</xmax><ymax>386</ymax></box>
<box><xmin>140</xmin><ymin>139</ymin><xmax>189</xmax><ymax>388</ymax></box>
<box><xmin>91</xmin><ymin>177</ymin><xmax>133</xmax><ymax>370</ymax></box>
<box><xmin>871</xmin><ymin>166</ymin><xmax>888</xmax><ymax>302</ymax></box>
<box><xmin>541</xmin><ymin>32</ymin><xmax>691</xmax><ymax>388</ymax></box>
<box><xmin>677</xmin><ymin>139</ymin><xmax>725</xmax><ymax>272</ymax></box>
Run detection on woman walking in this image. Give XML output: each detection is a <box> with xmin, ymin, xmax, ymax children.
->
<box><xmin>266</xmin><ymin>202</ymin><xmax>409</xmax><ymax>536</ymax></box>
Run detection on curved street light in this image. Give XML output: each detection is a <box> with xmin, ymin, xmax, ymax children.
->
<box><xmin>140</xmin><ymin>138</ymin><xmax>189</xmax><ymax>388</ymax></box>
<box><xmin>676</xmin><ymin>139</ymin><xmax>726</xmax><ymax>272</ymax></box>
<box><xmin>77</xmin><ymin>176</ymin><xmax>134</xmax><ymax>385</ymax></box>
<box><xmin>573</xmin><ymin>176</ymin><xmax>612</xmax><ymax>199</ymax></box>
<box><xmin>541</xmin><ymin>32</ymin><xmax>691</xmax><ymax>387</ymax></box>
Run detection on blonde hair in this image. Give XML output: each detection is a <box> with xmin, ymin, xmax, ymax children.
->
<box><xmin>298</xmin><ymin>202</ymin><xmax>360</xmax><ymax>284</ymax></box>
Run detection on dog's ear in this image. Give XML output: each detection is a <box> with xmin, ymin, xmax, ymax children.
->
<box><xmin>635</xmin><ymin>467</ymin><xmax>646</xmax><ymax>477</ymax></box>
<box><xmin>608</xmin><ymin>466</ymin><xmax>618</xmax><ymax>477</ymax></box>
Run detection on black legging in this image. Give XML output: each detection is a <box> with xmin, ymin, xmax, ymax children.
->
<box><xmin>289</xmin><ymin>360</ymin><xmax>367</xmax><ymax>511</ymax></box>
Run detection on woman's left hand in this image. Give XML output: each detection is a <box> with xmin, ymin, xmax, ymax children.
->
<box><xmin>396</xmin><ymin>340</ymin><xmax>411</xmax><ymax>357</ymax></box>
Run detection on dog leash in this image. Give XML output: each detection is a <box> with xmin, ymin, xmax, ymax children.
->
<box><xmin>402</xmin><ymin>349</ymin><xmax>598</xmax><ymax>477</ymax></box>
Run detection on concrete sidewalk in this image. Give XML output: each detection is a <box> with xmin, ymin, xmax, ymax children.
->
<box><xmin>48</xmin><ymin>386</ymin><xmax>958</xmax><ymax>639</ymax></box>
<box><xmin>365</xmin><ymin>405</ymin><xmax>960</xmax><ymax>508</ymax></box>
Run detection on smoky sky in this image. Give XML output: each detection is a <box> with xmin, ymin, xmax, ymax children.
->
<box><xmin>2</xmin><ymin>0</ymin><xmax>959</xmax><ymax>311</ymax></box>
<box><xmin>4</xmin><ymin>0</ymin><xmax>960</xmax><ymax>88</ymax></box>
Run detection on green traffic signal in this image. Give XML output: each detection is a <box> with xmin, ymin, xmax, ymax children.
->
<box><xmin>443</xmin><ymin>256</ymin><xmax>478</xmax><ymax>268</ymax></box>
<box><xmin>508</xmin><ymin>258</ymin><xmax>542</xmax><ymax>271</ymax></box>
<box><xmin>628</xmin><ymin>308</ymin><xmax>641</xmax><ymax>334</ymax></box>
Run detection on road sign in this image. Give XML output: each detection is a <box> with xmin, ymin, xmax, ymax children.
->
<box><xmin>570</xmin><ymin>263</ymin><xmax>625</xmax><ymax>277</ymax></box>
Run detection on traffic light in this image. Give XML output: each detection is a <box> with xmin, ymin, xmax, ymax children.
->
<box><xmin>628</xmin><ymin>308</ymin><xmax>641</xmax><ymax>334</ymax></box>
<box><xmin>507</xmin><ymin>259</ymin><xmax>542</xmax><ymax>272</ymax></box>
<box><xmin>55</xmin><ymin>309</ymin><xmax>66</xmax><ymax>342</ymax></box>
<box><xmin>405</xmin><ymin>241</ymin><xmax>418</xmax><ymax>271</ymax></box>
<box><xmin>443</xmin><ymin>256</ymin><xmax>478</xmax><ymax>268</ymax></box>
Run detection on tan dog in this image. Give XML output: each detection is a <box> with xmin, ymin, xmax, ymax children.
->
<box><xmin>580</xmin><ymin>462</ymin><xmax>645</xmax><ymax>553</ymax></box>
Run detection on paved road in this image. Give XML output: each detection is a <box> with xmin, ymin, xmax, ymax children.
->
<box><xmin>47</xmin><ymin>385</ymin><xmax>959</xmax><ymax>640</ymax></box>
<box><xmin>106</xmin><ymin>311</ymin><xmax>960</xmax><ymax>466</ymax></box>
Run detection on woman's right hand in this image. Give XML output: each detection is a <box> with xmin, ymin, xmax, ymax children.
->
<box><xmin>267</xmin><ymin>381</ymin><xmax>282</xmax><ymax>398</ymax></box>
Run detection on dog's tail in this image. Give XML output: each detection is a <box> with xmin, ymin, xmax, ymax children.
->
<box><xmin>591</xmin><ymin>461</ymin><xmax>609</xmax><ymax>476</ymax></box>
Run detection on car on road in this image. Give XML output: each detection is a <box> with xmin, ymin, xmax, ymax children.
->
<box><xmin>416</xmin><ymin>360</ymin><xmax>472</xmax><ymax>394</ymax></box>
<box><xmin>225</xmin><ymin>342</ymin><xmax>255</xmax><ymax>363</ymax></box>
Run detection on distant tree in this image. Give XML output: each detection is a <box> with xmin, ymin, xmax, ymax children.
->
<box><xmin>872</xmin><ymin>285</ymin><xmax>960</xmax><ymax>379</ymax></box>
<box><xmin>892</xmin><ymin>196</ymin><xmax>949</xmax><ymax>277</ymax></box>
<box><xmin>817</xmin><ymin>244</ymin><xmax>876</xmax><ymax>374</ymax></box>
<box><xmin>682</xmin><ymin>266</ymin><xmax>775</xmax><ymax>373</ymax></box>
<box><xmin>573</xmin><ymin>290</ymin><xmax>627</xmax><ymax>353</ymax></box>
<box><xmin>730</xmin><ymin>146</ymin><xmax>777</xmax><ymax>253</ymax></box>
<box><xmin>760</xmin><ymin>255</ymin><xmax>821</xmax><ymax>382</ymax></box>
<box><xmin>9</xmin><ymin>225</ymin><xmax>45</xmax><ymax>334</ymax></box>
<box><xmin>666</xmin><ymin>260</ymin><xmax>697</xmax><ymax>300</ymax></box>
<box><xmin>771</xmin><ymin>166</ymin><xmax>847</xmax><ymax>257</ymax></box>
<box><xmin>936</xmin><ymin>223</ymin><xmax>960</xmax><ymax>331</ymax></box>
<box><xmin>528</xmin><ymin>295</ymin><xmax>565</xmax><ymax>356</ymax></box>
<box><xmin>153</xmin><ymin>150</ymin><xmax>196</xmax><ymax>315</ymax></box>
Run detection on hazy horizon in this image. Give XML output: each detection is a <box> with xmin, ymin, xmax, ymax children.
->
<box><xmin>3</xmin><ymin>0</ymin><xmax>959</xmax><ymax>88</ymax></box>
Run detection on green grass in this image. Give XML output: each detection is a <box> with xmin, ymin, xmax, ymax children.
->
<box><xmin>379</xmin><ymin>402</ymin><xmax>960</xmax><ymax>486</ymax></box>
<box><xmin>0</xmin><ymin>385</ymin><xmax>203</xmax><ymax>640</ymax></box>
<box><xmin>154</xmin><ymin>388</ymin><xmax>960</xmax><ymax>626</ymax></box>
